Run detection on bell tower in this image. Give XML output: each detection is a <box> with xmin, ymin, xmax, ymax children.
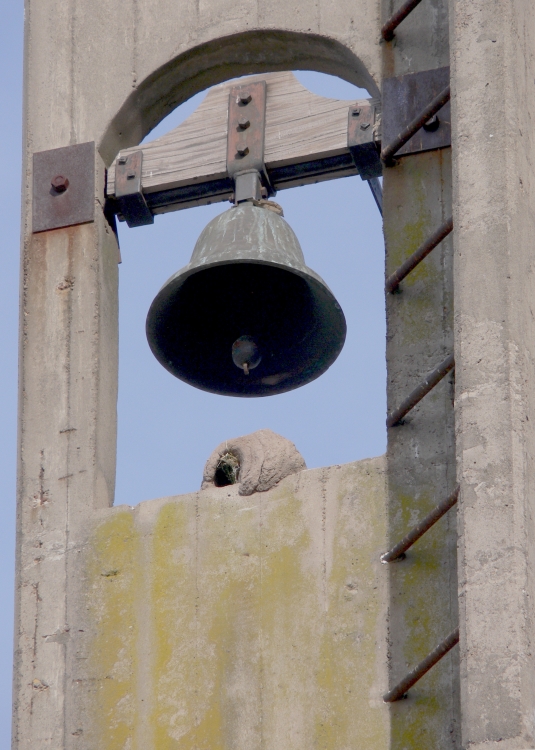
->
<box><xmin>15</xmin><ymin>0</ymin><xmax>535</xmax><ymax>748</ymax></box>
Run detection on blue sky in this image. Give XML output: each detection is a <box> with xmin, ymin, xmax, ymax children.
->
<box><xmin>0</xmin><ymin>8</ymin><xmax>385</xmax><ymax>741</ymax></box>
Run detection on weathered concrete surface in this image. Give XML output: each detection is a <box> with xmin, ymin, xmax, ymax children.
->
<box><xmin>24</xmin><ymin>0</ymin><xmax>382</xmax><ymax>166</ymax></box>
<box><xmin>202</xmin><ymin>429</ymin><xmax>306</xmax><ymax>495</ymax></box>
<box><xmin>18</xmin><ymin>0</ymin><xmax>535</xmax><ymax>745</ymax></box>
<box><xmin>451</xmin><ymin>1</ymin><xmax>535</xmax><ymax>747</ymax></box>
<box><xmin>67</xmin><ymin>458</ymin><xmax>388</xmax><ymax>748</ymax></box>
<box><xmin>381</xmin><ymin>0</ymin><xmax>459</xmax><ymax>746</ymax></box>
<box><xmin>384</xmin><ymin>151</ymin><xmax>458</xmax><ymax>749</ymax></box>
<box><xmin>381</xmin><ymin>0</ymin><xmax>450</xmax><ymax>79</ymax></box>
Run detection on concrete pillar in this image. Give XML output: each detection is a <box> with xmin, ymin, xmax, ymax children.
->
<box><xmin>451</xmin><ymin>2</ymin><xmax>535</xmax><ymax>747</ymax></box>
<box><xmin>14</xmin><ymin>194</ymin><xmax>119</xmax><ymax>747</ymax></box>
<box><xmin>382</xmin><ymin>0</ymin><xmax>459</xmax><ymax>746</ymax></box>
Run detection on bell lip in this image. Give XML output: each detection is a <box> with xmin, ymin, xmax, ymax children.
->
<box><xmin>146</xmin><ymin>258</ymin><xmax>347</xmax><ymax>398</ymax></box>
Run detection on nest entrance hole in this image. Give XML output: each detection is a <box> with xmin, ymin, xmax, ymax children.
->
<box><xmin>214</xmin><ymin>452</ymin><xmax>240</xmax><ymax>487</ymax></box>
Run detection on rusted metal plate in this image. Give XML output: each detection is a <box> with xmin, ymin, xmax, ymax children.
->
<box><xmin>347</xmin><ymin>101</ymin><xmax>382</xmax><ymax>180</ymax></box>
<box><xmin>382</xmin><ymin>67</ymin><xmax>451</xmax><ymax>158</ymax></box>
<box><xmin>115</xmin><ymin>150</ymin><xmax>154</xmax><ymax>227</ymax></box>
<box><xmin>227</xmin><ymin>80</ymin><xmax>272</xmax><ymax>194</ymax></box>
<box><xmin>32</xmin><ymin>142</ymin><xmax>95</xmax><ymax>233</ymax></box>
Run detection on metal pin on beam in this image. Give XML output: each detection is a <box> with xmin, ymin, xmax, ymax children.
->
<box><xmin>386</xmin><ymin>217</ymin><xmax>453</xmax><ymax>293</ymax></box>
<box><xmin>387</xmin><ymin>353</ymin><xmax>454</xmax><ymax>427</ymax></box>
<box><xmin>381</xmin><ymin>485</ymin><xmax>459</xmax><ymax>563</ymax></box>
<box><xmin>381</xmin><ymin>0</ymin><xmax>425</xmax><ymax>41</ymax></box>
<box><xmin>381</xmin><ymin>85</ymin><xmax>451</xmax><ymax>166</ymax></box>
<box><xmin>383</xmin><ymin>628</ymin><xmax>459</xmax><ymax>702</ymax></box>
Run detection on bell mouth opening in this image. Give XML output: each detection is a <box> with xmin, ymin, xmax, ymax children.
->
<box><xmin>147</xmin><ymin>260</ymin><xmax>346</xmax><ymax>397</ymax></box>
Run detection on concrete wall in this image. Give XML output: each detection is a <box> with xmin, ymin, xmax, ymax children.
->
<box><xmin>73</xmin><ymin>460</ymin><xmax>387</xmax><ymax>748</ymax></box>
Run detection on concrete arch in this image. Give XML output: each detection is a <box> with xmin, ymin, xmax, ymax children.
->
<box><xmin>100</xmin><ymin>23</ymin><xmax>381</xmax><ymax>165</ymax></box>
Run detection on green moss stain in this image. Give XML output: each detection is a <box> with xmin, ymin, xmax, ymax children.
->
<box><xmin>149</xmin><ymin>496</ymin><xmax>263</xmax><ymax>749</ymax></box>
<box><xmin>149</xmin><ymin>501</ymin><xmax>196</xmax><ymax>748</ymax></box>
<box><xmin>86</xmin><ymin>510</ymin><xmax>141</xmax><ymax>748</ymax></box>
<box><xmin>384</xmin><ymin>149</ymin><xmax>457</xmax><ymax>750</ymax></box>
<box><xmin>314</xmin><ymin>463</ymin><xmax>388</xmax><ymax>749</ymax></box>
<box><xmin>257</xmin><ymin>487</ymin><xmax>320</xmax><ymax>748</ymax></box>
<box><xmin>385</xmin><ymin>154</ymin><xmax>451</xmax><ymax>348</ymax></box>
<box><xmin>388</xmin><ymin>484</ymin><xmax>455</xmax><ymax>750</ymax></box>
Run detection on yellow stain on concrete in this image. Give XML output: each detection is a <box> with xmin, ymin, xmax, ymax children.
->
<box><xmin>85</xmin><ymin>459</ymin><xmax>389</xmax><ymax>749</ymax></box>
<box><xmin>149</xmin><ymin>500</ymin><xmax>198</xmax><ymax>749</ymax></box>
<box><xmin>86</xmin><ymin>509</ymin><xmax>141</xmax><ymax>748</ymax></box>
<box><xmin>387</xmin><ymin>482</ymin><xmax>456</xmax><ymax>750</ymax></box>
<box><xmin>313</xmin><ymin>465</ymin><xmax>389</xmax><ymax>750</ymax></box>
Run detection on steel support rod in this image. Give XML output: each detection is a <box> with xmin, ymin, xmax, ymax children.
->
<box><xmin>382</xmin><ymin>485</ymin><xmax>459</xmax><ymax>563</ymax></box>
<box><xmin>367</xmin><ymin>177</ymin><xmax>383</xmax><ymax>216</ymax></box>
<box><xmin>381</xmin><ymin>85</ymin><xmax>451</xmax><ymax>166</ymax></box>
<box><xmin>381</xmin><ymin>0</ymin><xmax>425</xmax><ymax>41</ymax></box>
<box><xmin>386</xmin><ymin>217</ymin><xmax>453</xmax><ymax>293</ymax></box>
<box><xmin>387</xmin><ymin>353</ymin><xmax>455</xmax><ymax>427</ymax></box>
<box><xmin>383</xmin><ymin>628</ymin><xmax>459</xmax><ymax>702</ymax></box>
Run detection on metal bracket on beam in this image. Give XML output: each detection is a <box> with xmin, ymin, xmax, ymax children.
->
<box><xmin>347</xmin><ymin>101</ymin><xmax>382</xmax><ymax>180</ymax></box>
<box><xmin>226</xmin><ymin>80</ymin><xmax>274</xmax><ymax>203</ymax></box>
<box><xmin>32</xmin><ymin>142</ymin><xmax>96</xmax><ymax>233</ymax></box>
<box><xmin>115</xmin><ymin>151</ymin><xmax>154</xmax><ymax>228</ymax></box>
<box><xmin>382</xmin><ymin>67</ymin><xmax>451</xmax><ymax>163</ymax></box>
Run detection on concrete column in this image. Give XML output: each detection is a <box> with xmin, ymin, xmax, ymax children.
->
<box><xmin>13</xmin><ymin>198</ymin><xmax>119</xmax><ymax>747</ymax></box>
<box><xmin>382</xmin><ymin>0</ymin><xmax>459</xmax><ymax>747</ymax></box>
<box><xmin>451</xmin><ymin>2</ymin><xmax>535</xmax><ymax>748</ymax></box>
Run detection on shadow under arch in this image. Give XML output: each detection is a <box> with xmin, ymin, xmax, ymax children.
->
<box><xmin>99</xmin><ymin>29</ymin><xmax>379</xmax><ymax>165</ymax></box>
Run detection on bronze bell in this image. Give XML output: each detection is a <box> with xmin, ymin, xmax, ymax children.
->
<box><xmin>146</xmin><ymin>201</ymin><xmax>346</xmax><ymax>396</ymax></box>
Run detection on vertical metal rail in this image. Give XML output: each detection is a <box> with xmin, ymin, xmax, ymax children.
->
<box><xmin>367</xmin><ymin>177</ymin><xmax>383</xmax><ymax>215</ymax></box>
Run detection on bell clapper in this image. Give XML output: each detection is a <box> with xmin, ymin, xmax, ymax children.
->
<box><xmin>232</xmin><ymin>335</ymin><xmax>261</xmax><ymax>375</ymax></box>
